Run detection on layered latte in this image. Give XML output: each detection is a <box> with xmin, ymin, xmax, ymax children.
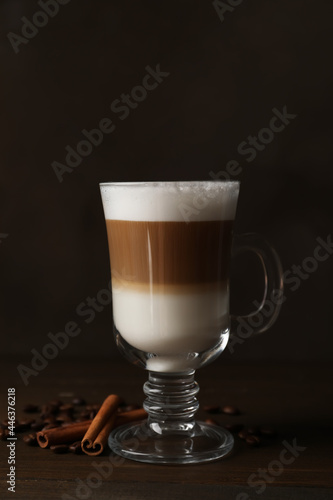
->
<box><xmin>100</xmin><ymin>182</ymin><xmax>239</xmax><ymax>371</ymax></box>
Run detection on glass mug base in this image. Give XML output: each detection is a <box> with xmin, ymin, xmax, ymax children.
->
<box><xmin>109</xmin><ymin>370</ymin><xmax>233</xmax><ymax>464</ymax></box>
<box><xmin>108</xmin><ymin>420</ymin><xmax>234</xmax><ymax>464</ymax></box>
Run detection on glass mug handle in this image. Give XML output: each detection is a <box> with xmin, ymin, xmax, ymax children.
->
<box><xmin>230</xmin><ymin>233</ymin><xmax>284</xmax><ymax>339</ymax></box>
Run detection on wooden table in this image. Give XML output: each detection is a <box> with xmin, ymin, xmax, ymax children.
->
<box><xmin>1</xmin><ymin>358</ymin><xmax>333</xmax><ymax>500</ymax></box>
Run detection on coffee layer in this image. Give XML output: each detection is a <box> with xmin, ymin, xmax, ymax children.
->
<box><xmin>106</xmin><ymin>220</ymin><xmax>233</xmax><ymax>285</ymax></box>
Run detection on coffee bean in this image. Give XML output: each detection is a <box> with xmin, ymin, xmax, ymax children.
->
<box><xmin>246</xmin><ymin>426</ymin><xmax>260</xmax><ymax>436</ymax></box>
<box><xmin>238</xmin><ymin>430</ymin><xmax>249</xmax><ymax>440</ymax></box>
<box><xmin>225</xmin><ymin>423</ymin><xmax>244</xmax><ymax>433</ymax></box>
<box><xmin>19</xmin><ymin>418</ymin><xmax>35</xmax><ymax>429</ymax></box>
<box><xmin>0</xmin><ymin>428</ymin><xmax>9</xmax><ymax>440</ymax></box>
<box><xmin>85</xmin><ymin>404</ymin><xmax>100</xmax><ymax>412</ymax></box>
<box><xmin>49</xmin><ymin>400</ymin><xmax>63</xmax><ymax>409</ymax></box>
<box><xmin>1</xmin><ymin>419</ymin><xmax>19</xmax><ymax>429</ymax></box>
<box><xmin>56</xmin><ymin>413</ymin><xmax>73</xmax><ymax>424</ymax></box>
<box><xmin>41</xmin><ymin>404</ymin><xmax>56</xmax><ymax>419</ymax></box>
<box><xmin>44</xmin><ymin>401</ymin><xmax>63</xmax><ymax>417</ymax></box>
<box><xmin>260</xmin><ymin>427</ymin><xmax>277</xmax><ymax>437</ymax></box>
<box><xmin>72</xmin><ymin>397</ymin><xmax>86</xmax><ymax>406</ymax></box>
<box><xmin>23</xmin><ymin>404</ymin><xmax>39</xmax><ymax>413</ymax></box>
<box><xmin>31</xmin><ymin>420</ymin><xmax>45</xmax><ymax>431</ymax></box>
<box><xmin>69</xmin><ymin>441</ymin><xmax>83</xmax><ymax>454</ymax></box>
<box><xmin>76</xmin><ymin>414</ymin><xmax>90</xmax><ymax>422</ymax></box>
<box><xmin>246</xmin><ymin>435</ymin><xmax>260</xmax><ymax>447</ymax></box>
<box><xmin>50</xmin><ymin>445</ymin><xmax>69</xmax><ymax>454</ymax></box>
<box><xmin>16</xmin><ymin>419</ymin><xmax>35</xmax><ymax>432</ymax></box>
<box><xmin>23</xmin><ymin>434</ymin><xmax>38</xmax><ymax>446</ymax></box>
<box><xmin>59</xmin><ymin>404</ymin><xmax>74</xmax><ymax>413</ymax></box>
<box><xmin>205</xmin><ymin>418</ymin><xmax>220</xmax><ymax>426</ymax></box>
<box><xmin>222</xmin><ymin>405</ymin><xmax>240</xmax><ymax>416</ymax></box>
<box><xmin>203</xmin><ymin>405</ymin><xmax>221</xmax><ymax>414</ymax></box>
<box><xmin>78</xmin><ymin>411</ymin><xmax>91</xmax><ymax>420</ymax></box>
<box><xmin>43</xmin><ymin>416</ymin><xmax>57</xmax><ymax>425</ymax></box>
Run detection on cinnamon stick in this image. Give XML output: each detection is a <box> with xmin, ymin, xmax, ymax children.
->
<box><xmin>81</xmin><ymin>407</ymin><xmax>147</xmax><ymax>456</ymax></box>
<box><xmin>36</xmin><ymin>397</ymin><xmax>147</xmax><ymax>455</ymax></box>
<box><xmin>115</xmin><ymin>408</ymin><xmax>147</xmax><ymax>428</ymax></box>
<box><xmin>81</xmin><ymin>394</ymin><xmax>121</xmax><ymax>456</ymax></box>
<box><xmin>37</xmin><ymin>420</ymin><xmax>92</xmax><ymax>448</ymax></box>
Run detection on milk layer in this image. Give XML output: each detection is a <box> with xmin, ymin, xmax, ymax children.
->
<box><xmin>112</xmin><ymin>285</ymin><xmax>229</xmax><ymax>354</ymax></box>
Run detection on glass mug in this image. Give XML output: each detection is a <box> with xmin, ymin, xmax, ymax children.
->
<box><xmin>100</xmin><ymin>181</ymin><xmax>283</xmax><ymax>464</ymax></box>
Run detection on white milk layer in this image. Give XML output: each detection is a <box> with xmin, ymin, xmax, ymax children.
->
<box><xmin>112</xmin><ymin>287</ymin><xmax>229</xmax><ymax>355</ymax></box>
<box><xmin>100</xmin><ymin>181</ymin><xmax>239</xmax><ymax>221</ymax></box>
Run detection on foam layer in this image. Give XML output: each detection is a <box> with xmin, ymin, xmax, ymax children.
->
<box><xmin>100</xmin><ymin>181</ymin><xmax>239</xmax><ymax>221</ymax></box>
<box><xmin>112</xmin><ymin>287</ymin><xmax>229</xmax><ymax>355</ymax></box>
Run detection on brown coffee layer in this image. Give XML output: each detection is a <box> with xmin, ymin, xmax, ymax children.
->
<box><xmin>106</xmin><ymin>220</ymin><xmax>233</xmax><ymax>285</ymax></box>
<box><xmin>111</xmin><ymin>278</ymin><xmax>228</xmax><ymax>295</ymax></box>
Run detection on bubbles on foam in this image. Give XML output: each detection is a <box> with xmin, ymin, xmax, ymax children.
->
<box><xmin>100</xmin><ymin>181</ymin><xmax>239</xmax><ymax>221</ymax></box>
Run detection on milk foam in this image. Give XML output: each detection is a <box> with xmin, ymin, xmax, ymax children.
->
<box><xmin>100</xmin><ymin>181</ymin><xmax>239</xmax><ymax>221</ymax></box>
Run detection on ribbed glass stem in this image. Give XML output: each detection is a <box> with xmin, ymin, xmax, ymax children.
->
<box><xmin>143</xmin><ymin>371</ymin><xmax>199</xmax><ymax>435</ymax></box>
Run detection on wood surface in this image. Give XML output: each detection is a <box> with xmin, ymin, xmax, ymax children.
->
<box><xmin>0</xmin><ymin>358</ymin><xmax>332</xmax><ymax>500</ymax></box>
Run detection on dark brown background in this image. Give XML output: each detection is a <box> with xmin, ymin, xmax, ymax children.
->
<box><xmin>1</xmin><ymin>0</ymin><xmax>332</xmax><ymax>364</ymax></box>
